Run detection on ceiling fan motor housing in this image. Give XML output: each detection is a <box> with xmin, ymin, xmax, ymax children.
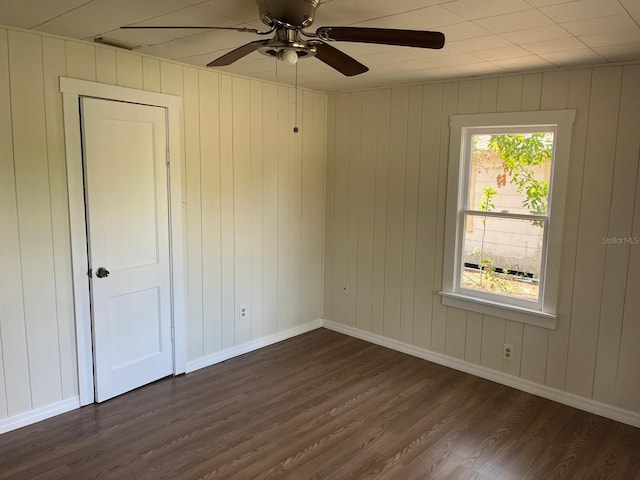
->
<box><xmin>257</xmin><ymin>0</ymin><xmax>320</xmax><ymax>28</ymax></box>
<box><xmin>122</xmin><ymin>0</ymin><xmax>445</xmax><ymax>77</ymax></box>
<box><xmin>258</xmin><ymin>28</ymin><xmax>317</xmax><ymax>60</ymax></box>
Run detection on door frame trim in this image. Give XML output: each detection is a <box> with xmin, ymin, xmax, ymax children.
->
<box><xmin>60</xmin><ymin>77</ymin><xmax>186</xmax><ymax>406</ymax></box>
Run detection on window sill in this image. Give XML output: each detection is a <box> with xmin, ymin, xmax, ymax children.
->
<box><xmin>439</xmin><ymin>291</ymin><xmax>557</xmax><ymax>330</ymax></box>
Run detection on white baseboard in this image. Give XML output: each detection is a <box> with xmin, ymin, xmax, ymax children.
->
<box><xmin>0</xmin><ymin>397</ymin><xmax>80</xmax><ymax>435</ymax></box>
<box><xmin>185</xmin><ymin>320</ymin><xmax>324</xmax><ymax>373</ymax></box>
<box><xmin>321</xmin><ymin>320</ymin><xmax>640</xmax><ymax>428</ymax></box>
<box><xmin>3</xmin><ymin>319</ymin><xmax>637</xmax><ymax>436</ymax></box>
<box><xmin>0</xmin><ymin>321</ymin><xmax>323</xmax><ymax>436</ymax></box>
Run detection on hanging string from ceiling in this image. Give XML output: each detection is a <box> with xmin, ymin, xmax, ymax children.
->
<box><xmin>293</xmin><ymin>60</ymin><xmax>299</xmax><ymax>133</ymax></box>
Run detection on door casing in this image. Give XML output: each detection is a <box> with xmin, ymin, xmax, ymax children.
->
<box><xmin>60</xmin><ymin>77</ymin><xmax>185</xmax><ymax>406</ymax></box>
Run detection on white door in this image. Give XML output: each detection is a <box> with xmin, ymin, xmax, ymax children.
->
<box><xmin>81</xmin><ymin>97</ymin><xmax>173</xmax><ymax>402</ymax></box>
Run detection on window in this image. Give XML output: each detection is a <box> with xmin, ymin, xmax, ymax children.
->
<box><xmin>441</xmin><ymin>110</ymin><xmax>575</xmax><ymax>329</ymax></box>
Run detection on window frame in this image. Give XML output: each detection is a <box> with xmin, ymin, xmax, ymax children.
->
<box><xmin>441</xmin><ymin>110</ymin><xmax>576</xmax><ymax>330</ymax></box>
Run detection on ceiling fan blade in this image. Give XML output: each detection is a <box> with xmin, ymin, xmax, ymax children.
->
<box><xmin>313</xmin><ymin>41</ymin><xmax>369</xmax><ymax>76</ymax></box>
<box><xmin>122</xmin><ymin>25</ymin><xmax>264</xmax><ymax>34</ymax></box>
<box><xmin>316</xmin><ymin>27</ymin><xmax>445</xmax><ymax>49</ymax></box>
<box><xmin>207</xmin><ymin>40</ymin><xmax>269</xmax><ymax>67</ymax></box>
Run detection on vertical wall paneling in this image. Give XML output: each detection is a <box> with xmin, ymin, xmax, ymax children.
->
<box><xmin>592</xmin><ymin>65</ymin><xmax>640</xmax><ymax>404</ymax></box>
<box><xmin>42</xmin><ymin>36</ymin><xmax>77</xmax><ymax>399</ymax></box>
<box><xmin>8</xmin><ymin>30</ymin><xmax>63</xmax><ymax>409</ymax></box>
<box><xmin>277</xmin><ymin>85</ymin><xmax>291</xmax><ymax>330</ymax></box>
<box><xmin>310</xmin><ymin>93</ymin><xmax>326</xmax><ymax>319</ymax></box>
<box><xmin>287</xmin><ymin>86</ymin><xmax>303</xmax><ymax>330</ymax></box>
<box><xmin>355</xmin><ymin>91</ymin><xmax>377</xmax><ymax>333</ymax></box>
<box><xmin>479</xmin><ymin>77</ymin><xmax>498</xmax><ymax>112</ymax></box>
<box><xmin>159</xmin><ymin>62</ymin><xmax>183</xmax><ymax>97</ymax></box>
<box><xmin>497</xmin><ymin>74</ymin><xmax>523</xmax><ymax>111</ymax></box>
<box><xmin>345</xmin><ymin>92</ymin><xmax>362</xmax><ymax>329</ymax></box>
<box><xmin>323</xmin><ymin>94</ymin><xmax>336</xmax><ymax>322</ymax></box>
<box><xmin>545</xmin><ymin>69</ymin><xmax>587</xmax><ymax>390</ymax></box>
<box><xmin>262</xmin><ymin>83</ymin><xmax>279</xmax><ymax>336</ymax></box>
<box><xmin>0</xmin><ymin>28</ymin><xmax>31</xmax><ymax>418</ymax></box>
<box><xmin>614</xmin><ymin>145</ymin><xmax>640</xmax><ymax>411</ymax></box>
<box><xmin>521</xmin><ymin>73</ymin><xmax>542</xmax><ymax>111</ymax></box>
<box><xmin>330</xmin><ymin>93</ymin><xmax>350</xmax><ymax>325</ymax></box>
<box><xmin>540</xmin><ymin>70</ymin><xmax>571</xmax><ymax>111</ymax></box>
<box><xmin>520</xmin><ymin>325</ymin><xmax>549</xmax><ymax>384</ymax></box>
<box><xmin>159</xmin><ymin>63</ymin><xmax>187</xmax><ymax>286</ymax></box>
<box><xmin>0</xmin><ymin>26</ymin><xmax>328</xmax><ymax>428</ymax></box>
<box><xmin>0</xmin><ymin>339</ymin><xmax>5</xmax><ymax>419</ymax></box>
<box><xmin>250</xmin><ymin>81</ymin><xmax>264</xmax><ymax>339</ymax></box>
<box><xmin>503</xmin><ymin>321</ymin><xmax>524</xmax><ymax>376</ymax></box>
<box><xmin>199</xmin><ymin>70</ymin><xmax>222</xmax><ymax>355</ymax></box>
<box><xmin>142</xmin><ymin>57</ymin><xmax>161</xmax><ymax>93</ymax></box>
<box><xmin>383</xmin><ymin>87</ymin><xmax>409</xmax><ymax>341</ymax></box>
<box><xmin>516</xmin><ymin>72</ymin><xmax>547</xmax><ymax>384</ymax></box>
<box><xmin>457</xmin><ymin>79</ymin><xmax>482</xmax><ymax>359</ymax></box>
<box><xmin>413</xmin><ymin>83</ymin><xmax>443</xmax><ymax>350</ymax></box>
<box><xmin>4</xmin><ymin>24</ymin><xmax>640</xmax><ymax>427</ymax></box>
<box><xmin>300</xmin><ymin>89</ymin><xmax>314</xmax><ymax>324</ymax></box>
<box><xmin>457</xmin><ymin>80</ymin><xmax>481</xmax><ymax>114</ymax></box>
<box><xmin>158</xmin><ymin>62</ymin><xmax>185</xmax><ymax>143</ymax></box>
<box><xmin>232</xmin><ymin>78</ymin><xmax>252</xmax><ymax>342</ymax></box>
<box><xmin>301</xmin><ymin>91</ymin><xmax>325</xmax><ymax>324</ymax></box>
<box><xmin>183</xmin><ymin>67</ymin><xmax>203</xmax><ymax>360</ymax></box>
<box><xmin>496</xmin><ymin>75</ymin><xmax>523</xmax><ymax>112</ymax></box>
<box><xmin>64</xmin><ymin>41</ymin><xmax>95</xmax><ymax>81</ymax></box>
<box><xmin>445</xmin><ymin>308</ymin><xmax>468</xmax><ymax>360</ymax></box>
<box><xmin>465</xmin><ymin>312</ymin><xmax>483</xmax><ymax>365</ymax></box>
<box><xmin>565</xmin><ymin>67</ymin><xmax>622</xmax><ymax>399</ymax></box>
<box><xmin>95</xmin><ymin>47</ymin><xmax>116</xmax><ymax>85</ymax></box>
<box><xmin>430</xmin><ymin>82</ymin><xmax>459</xmax><ymax>353</ymax></box>
<box><xmin>399</xmin><ymin>86</ymin><xmax>422</xmax><ymax>344</ymax></box>
<box><xmin>324</xmin><ymin>63</ymin><xmax>640</xmax><ymax>418</ymax></box>
<box><xmin>481</xmin><ymin>315</ymin><xmax>506</xmax><ymax>371</ymax></box>
<box><xmin>158</xmin><ymin>62</ymin><xmax>190</xmax><ymax>365</ymax></box>
<box><xmin>115</xmin><ymin>51</ymin><xmax>143</xmax><ymax>89</ymax></box>
<box><xmin>219</xmin><ymin>75</ymin><xmax>235</xmax><ymax>348</ymax></box>
<box><xmin>371</xmin><ymin>89</ymin><xmax>391</xmax><ymax>336</ymax></box>
<box><xmin>293</xmin><ymin>89</ymin><xmax>307</xmax><ymax>328</ymax></box>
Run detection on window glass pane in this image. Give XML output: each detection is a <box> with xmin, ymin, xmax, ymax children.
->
<box><xmin>469</xmin><ymin>133</ymin><xmax>554</xmax><ymax>216</ymax></box>
<box><xmin>461</xmin><ymin>214</ymin><xmax>543</xmax><ymax>301</ymax></box>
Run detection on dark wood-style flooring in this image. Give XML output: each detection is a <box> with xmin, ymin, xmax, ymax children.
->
<box><xmin>1</xmin><ymin>328</ymin><xmax>639</xmax><ymax>479</ymax></box>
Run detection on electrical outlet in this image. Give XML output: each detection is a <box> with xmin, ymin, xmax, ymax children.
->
<box><xmin>239</xmin><ymin>305</ymin><xmax>248</xmax><ymax>320</ymax></box>
<box><xmin>503</xmin><ymin>343</ymin><xmax>514</xmax><ymax>362</ymax></box>
<box><xmin>342</xmin><ymin>284</ymin><xmax>349</xmax><ymax>295</ymax></box>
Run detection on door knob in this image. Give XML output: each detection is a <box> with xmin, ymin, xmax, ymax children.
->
<box><xmin>95</xmin><ymin>267</ymin><xmax>110</xmax><ymax>278</ymax></box>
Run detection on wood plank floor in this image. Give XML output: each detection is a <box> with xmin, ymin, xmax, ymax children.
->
<box><xmin>1</xmin><ymin>328</ymin><xmax>639</xmax><ymax>479</ymax></box>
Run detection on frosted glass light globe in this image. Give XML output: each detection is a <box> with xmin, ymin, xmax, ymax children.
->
<box><xmin>280</xmin><ymin>49</ymin><xmax>298</xmax><ymax>65</ymax></box>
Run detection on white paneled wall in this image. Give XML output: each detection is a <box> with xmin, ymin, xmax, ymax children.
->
<box><xmin>1</xmin><ymin>21</ymin><xmax>639</xmax><ymax>430</ymax></box>
<box><xmin>0</xmin><ymin>26</ymin><xmax>325</xmax><ymax>422</ymax></box>
<box><xmin>324</xmin><ymin>64</ymin><xmax>640</xmax><ymax>414</ymax></box>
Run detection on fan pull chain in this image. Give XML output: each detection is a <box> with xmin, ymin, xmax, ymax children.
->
<box><xmin>293</xmin><ymin>61</ymin><xmax>299</xmax><ymax>133</ymax></box>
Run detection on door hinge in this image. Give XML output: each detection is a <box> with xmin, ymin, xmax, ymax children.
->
<box><xmin>87</xmin><ymin>268</ymin><xmax>92</xmax><ymax>277</ymax></box>
<box><xmin>166</xmin><ymin>147</ymin><xmax>170</xmax><ymax>165</ymax></box>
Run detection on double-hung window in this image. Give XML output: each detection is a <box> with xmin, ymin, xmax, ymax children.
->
<box><xmin>441</xmin><ymin>110</ymin><xmax>575</xmax><ymax>329</ymax></box>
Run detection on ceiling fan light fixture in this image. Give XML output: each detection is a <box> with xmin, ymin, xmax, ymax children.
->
<box><xmin>121</xmin><ymin>0</ymin><xmax>445</xmax><ymax>77</ymax></box>
<box><xmin>279</xmin><ymin>48</ymin><xmax>298</xmax><ymax>65</ymax></box>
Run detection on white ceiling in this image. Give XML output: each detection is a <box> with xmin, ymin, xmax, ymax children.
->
<box><xmin>2</xmin><ymin>0</ymin><xmax>640</xmax><ymax>91</ymax></box>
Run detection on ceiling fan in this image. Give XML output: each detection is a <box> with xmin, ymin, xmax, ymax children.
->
<box><xmin>122</xmin><ymin>0</ymin><xmax>445</xmax><ymax>76</ymax></box>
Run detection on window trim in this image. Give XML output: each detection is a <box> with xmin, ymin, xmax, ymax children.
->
<box><xmin>440</xmin><ymin>110</ymin><xmax>576</xmax><ymax>330</ymax></box>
